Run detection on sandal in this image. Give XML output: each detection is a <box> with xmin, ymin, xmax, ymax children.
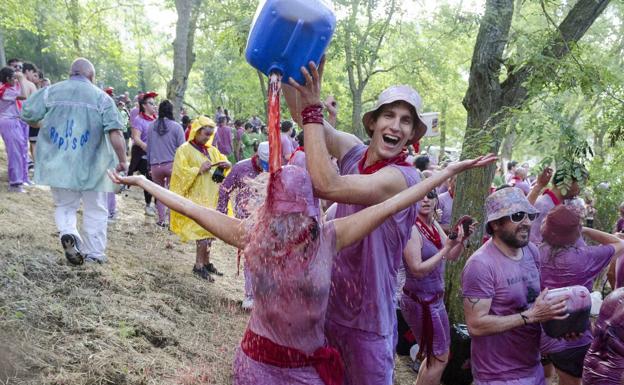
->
<box><xmin>206</xmin><ymin>263</ymin><xmax>223</xmax><ymax>276</ymax></box>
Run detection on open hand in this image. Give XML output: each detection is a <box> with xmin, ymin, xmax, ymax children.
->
<box><xmin>324</xmin><ymin>95</ymin><xmax>338</xmax><ymax>117</ymax></box>
<box><xmin>107</xmin><ymin>169</ymin><xmax>145</xmax><ymax>186</ymax></box>
<box><xmin>288</xmin><ymin>57</ymin><xmax>326</xmax><ymax>109</ymax></box>
<box><xmin>446</xmin><ymin>154</ymin><xmax>498</xmax><ymax>175</ymax></box>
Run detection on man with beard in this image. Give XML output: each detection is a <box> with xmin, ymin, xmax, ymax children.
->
<box><xmin>462</xmin><ymin>187</ymin><xmax>569</xmax><ymax>385</ymax></box>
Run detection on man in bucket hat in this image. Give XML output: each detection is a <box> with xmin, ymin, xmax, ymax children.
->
<box><xmin>462</xmin><ymin>187</ymin><xmax>569</xmax><ymax>385</ymax></box>
<box><xmin>285</xmin><ymin>60</ymin><xmax>495</xmax><ymax>385</ymax></box>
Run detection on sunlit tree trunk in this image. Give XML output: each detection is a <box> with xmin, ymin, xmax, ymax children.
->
<box><xmin>167</xmin><ymin>0</ymin><xmax>202</xmax><ymax>120</ymax></box>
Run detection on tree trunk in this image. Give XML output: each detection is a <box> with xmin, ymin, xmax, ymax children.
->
<box><xmin>68</xmin><ymin>0</ymin><xmax>82</xmax><ymax>55</ymax></box>
<box><xmin>445</xmin><ymin>0</ymin><xmax>611</xmax><ymax>324</ymax></box>
<box><xmin>0</xmin><ymin>29</ymin><xmax>6</xmax><ymax>67</ymax></box>
<box><xmin>351</xmin><ymin>90</ymin><xmax>363</xmax><ymax>139</ymax></box>
<box><xmin>500</xmin><ymin>127</ymin><xmax>516</xmax><ymax>163</ymax></box>
<box><xmin>167</xmin><ymin>0</ymin><xmax>202</xmax><ymax>120</ymax></box>
<box><xmin>439</xmin><ymin>101</ymin><xmax>448</xmax><ymax>161</ymax></box>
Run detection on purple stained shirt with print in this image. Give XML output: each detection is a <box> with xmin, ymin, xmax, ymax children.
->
<box><xmin>326</xmin><ymin>144</ymin><xmax>420</xmax><ymax>336</ymax></box>
<box><xmin>437</xmin><ymin>191</ymin><xmax>453</xmax><ymax>227</ymax></box>
<box><xmin>216</xmin><ymin>158</ymin><xmax>262</xmax><ymax>219</ymax></box>
<box><xmin>213</xmin><ymin>125</ymin><xmax>233</xmax><ymax>155</ymax></box>
<box><xmin>461</xmin><ymin>240</ymin><xmax>542</xmax><ymax>382</ymax></box>
<box><xmin>539</xmin><ymin>243</ymin><xmax>615</xmax><ymax>354</ymax></box>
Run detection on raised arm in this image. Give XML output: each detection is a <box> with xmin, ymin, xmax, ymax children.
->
<box><xmin>332</xmin><ymin>155</ymin><xmax>497</xmax><ymax>251</ymax></box>
<box><xmin>582</xmin><ymin>227</ymin><xmax>624</xmax><ymax>258</ymax></box>
<box><xmin>108</xmin><ymin>171</ymin><xmax>246</xmax><ymax>249</ymax></box>
<box><xmin>527</xmin><ymin>167</ymin><xmax>552</xmax><ymax>205</ymax></box>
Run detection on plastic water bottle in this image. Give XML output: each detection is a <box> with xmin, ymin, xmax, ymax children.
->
<box><xmin>542</xmin><ymin>286</ymin><xmax>592</xmax><ymax>338</ymax></box>
<box><xmin>245</xmin><ymin>0</ymin><xmax>336</xmax><ymax>84</ymax></box>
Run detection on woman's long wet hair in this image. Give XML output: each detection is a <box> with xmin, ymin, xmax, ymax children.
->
<box><xmin>155</xmin><ymin>100</ymin><xmax>174</xmax><ymax>136</ymax></box>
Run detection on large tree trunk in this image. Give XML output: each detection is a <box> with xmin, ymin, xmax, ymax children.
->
<box><xmin>445</xmin><ymin>0</ymin><xmax>611</xmax><ymax>324</ymax></box>
<box><xmin>257</xmin><ymin>70</ymin><xmax>268</xmax><ymax>118</ymax></box>
<box><xmin>351</xmin><ymin>90</ymin><xmax>363</xmax><ymax>138</ymax></box>
<box><xmin>167</xmin><ymin>0</ymin><xmax>202</xmax><ymax>120</ymax></box>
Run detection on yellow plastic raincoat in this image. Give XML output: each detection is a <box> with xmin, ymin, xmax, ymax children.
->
<box><xmin>170</xmin><ymin>116</ymin><xmax>231</xmax><ymax>241</ymax></box>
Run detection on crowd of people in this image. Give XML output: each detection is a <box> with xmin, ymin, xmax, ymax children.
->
<box><xmin>1</xmin><ymin>55</ymin><xmax>623</xmax><ymax>385</ymax></box>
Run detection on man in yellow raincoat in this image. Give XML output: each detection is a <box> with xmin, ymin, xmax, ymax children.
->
<box><xmin>170</xmin><ymin>115</ymin><xmax>231</xmax><ymax>281</ymax></box>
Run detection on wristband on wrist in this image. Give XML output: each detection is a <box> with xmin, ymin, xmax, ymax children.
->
<box><xmin>302</xmin><ymin>103</ymin><xmax>324</xmax><ymax>125</ymax></box>
<box><xmin>520</xmin><ymin>312</ymin><xmax>529</xmax><ymax>326</ymax></box>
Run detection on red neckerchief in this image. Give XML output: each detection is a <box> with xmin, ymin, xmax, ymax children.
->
<box><xmin>190</xmin><ymin>139</ymin><xmax>209</xmax><ymax>157</ymax></box>
<box><xmin>448</xmin><ymin>189</ymin><xmax>454</xmax><ymax>199</ymax></box>
<box><xmin>289</xmin><ymin>146</ymin><xmax>305</xmax><ymax>162</ymax></box>
<box><xmin>251</xmin><ymin>155</ymin><xmax>263</xmax><ymax>173</ymax></box>
<box><xmin>512</xmin><ymin>176</ymin><xmax>522</xmax><ymax>182</ymax></box>
<box><xmin>139</xmin><ymin>112</ymin><xmax>156</xmax><ymax>121</ymax></box>
<box><xmin>543</xmin><ymin>189</ymin><xmax>561</xmax><ymax>206</ymax></box>
<box><xmin>415</xmin><ymin>217</ymin><xmax>442</xmax><ymax>249</ymax></box>
<box><xmin>357</xmin><ymin>148</ymin><xmax>410</xmax><ymax>175</ymax></box>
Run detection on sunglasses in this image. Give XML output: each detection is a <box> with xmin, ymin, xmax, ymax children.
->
<box><xmin>509</xmin><ymin>212</ymin><xmax>538</xmax><ymax>223</ymax></box>
<box><xmin>12</xmin><ymin>65</ymin><xmax>23</xmax><ymax>70</ymax></box>
<box><xmin>426</xmin><ymin>191</ymin><xmax>438</xmax><ymax>199</ymax></box>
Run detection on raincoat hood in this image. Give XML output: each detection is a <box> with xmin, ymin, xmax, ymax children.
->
<box><xmin>189</xmin><ymin>116</ymin><xmax>217</xmax><ymax>145</ymax></box>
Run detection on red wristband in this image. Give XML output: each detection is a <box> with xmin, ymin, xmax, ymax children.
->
<box><xmin>302</xmin><ymin>103</ymin><xmax>324</xmax><ymax>125</ymax></box>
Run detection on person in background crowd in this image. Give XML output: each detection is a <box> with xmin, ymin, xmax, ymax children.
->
<box><xmin>401</xmin><ymin>189</ymin><xmax>474</xmax><ymax>385</ymax></box>
<box><xmin>582</xmin><ymin>288</ymin><xmax>624</xmax><ymax>385</ymax></box>
<box><xmin>584</xmin><ymin>197</ymin><xmax>596</xmax><ymax>228</ymax></box>
<box><xmin>182</xmin><ymin>115</ymin><xmax>192</xmax><ymax>140</ymax></box>
<box><xmin>21</xmin><ymin>58</ymin><xmax>127</xmax><ymax>265</ymax></box>
<box><xmin>615</xmin><ymin>202</ymin><xmax>624</xmax><ymax>234</ymax></box>
<box><xmin>169</xmin><ymin>116</ymin><xmax>230</xmax><ymax>282</ymax></box>
<box><xmin>213</xmin><ymin>116</ymin><xmax>234</xmax><ymax>162</ymax></box>
<box><xmin>0</xmin><ymin>66</ymin><xmax>29</xmax><ymax>192</ymax></box>
<box><xmin>147</xmin><ymin>100</ymin><xmax>185</xmax><ymax>227</ymax></box>
<box><xmin>249</xmin><ymin>114</ymin><xmax>263</xmax><ymax>129</ymax></box>
<box><xmin>40</xmin><ymin>78</ymin><xmax>51</xmax><ymax>88</ymax></box>
<box><xmin>280</xmin><ymin>120</ymin><xmax>295</xmax><ymax>164</ymax></box>
<box><xmin>241</xmin><ymin>123</ymin><xmax>257</xmax><ymax>160</ymax></box>
<box><xmin>505</xmin><ymin>160</ymin><xmax>518</xmax><ymax>184</ymax></box>
<box><xmin>462</xmin><ymin>187</ymin><xmax>569</xmax><ymax>385</ymax></box>
<box><xmin>215</xmin><ymin>106</ymin><xmax>224</xmax><ymax>122</ymax></box>
<box><xmin>437</xmin><ymin>175</ymin><xmax>455</xmax><ymax>234</ymax></box>
<box><xmin>511</xmin><ymin>167</ymin><xmax>530</xmax><ymax>195</ymax></box>
<box><xmin>232</xmin><ymin>119</ymin><xmax>246</xmax><ymax>162</ymax></box>
<box><xmin>415</xmin><ymin>155</ymin><xmax>431</xmax><ymax>172</ymax></box>
<box><xmin>539</xmin><ymin>205</ymin><xmax>624</xmax><ymax>385</ymax></box>
<box><xmin>129</xmin><ymin>91</ymin><xmax>158</xmax><ymax>216</ymax></box>
<box><xmin>529</xmin><ymin>166</ymin><xmax>587</xmax><ymax>244</ymax></box>
<box><xmin>224</xmin><ymin>108</ymin><xmax>232</xmax><ymax>125</ymax></box>
<box><xmin>217</xmin><ymin>141</ymin><xmax>270</xmax><ymax>310</ymax></box>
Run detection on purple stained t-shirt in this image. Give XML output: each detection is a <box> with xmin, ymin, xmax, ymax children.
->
<box><xmin>462</xmin><ymin>240</ymin><xmax>542</xmax><ymax>381</ymax></box>
<box><xmin>216</xmin><ymin>158</ymin><xmax>262</xmax><ymax>219</ymax></box>
<box><xmin>617</xmin><ymin>256</ymin><xmax>624</xmax><ymax>289</ymax></box>
<box><xmin>539</xmin><ymin>243</ymin><xmax>615</xmax><ymax>354</ymax></box>
<box><xmin>326</xmin><ymin>144</ymin><xmax>420</xmax><ymax>336</ymax></box>
<box><xmin>0</xmin><ymin>85</ymin><xmax>21</xmax><ymax>118</ymax></box>
<box><xmin>213</xmin><ymin>125</ymin><xmax>233</xmax><ymax>156</ymax></box>
<box><xmin>403</xmin><ymin>228</ymin><xmax>444</xmax><ymax>296</ymax></box>
<box><xmin>437</xmin><ymin>191</ymin><xmax>453</xmax><ymax>227</ymax></box>
<box><xmin>146</xmin><ymin>118</ymin><xmax>185</xmax><ymax>165</ymax></box>
<box><xmin>513</xmin><ymin>179</ymin><xmax>531</xmax><ymax>195</ymax></box>
<box><xmin>131</xmin><ymin>114</ymin><xmax>152</xmax><ymax>143</ymax></box>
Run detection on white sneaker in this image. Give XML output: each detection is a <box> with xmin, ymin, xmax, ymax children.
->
<box><xmin>144</xmin><ymin>205</ymin><xmax>156</xmax><ymax>217</ymax></box>
<box><xmin>242</xmin><ymin>296</ymin><xmax>254</xmax><ymax>310</ymax></box>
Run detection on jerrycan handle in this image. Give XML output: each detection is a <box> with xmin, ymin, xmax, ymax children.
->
<box><xmin>281</xmin><ymin>19</ymin><xmax>305</xmax><ymax>59</ymax></box>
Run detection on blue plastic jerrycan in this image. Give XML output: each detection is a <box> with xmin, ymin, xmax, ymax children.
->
<box><xmin>245</xmin><ymin>0</ymin><xmax>336</xmax><ymax>85</ymax></box>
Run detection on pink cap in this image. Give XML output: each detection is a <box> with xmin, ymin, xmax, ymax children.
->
<box><xmin>266</xmin><ymin>165</ymin><xmax>319</xmax><ymax>218</ymax></box>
